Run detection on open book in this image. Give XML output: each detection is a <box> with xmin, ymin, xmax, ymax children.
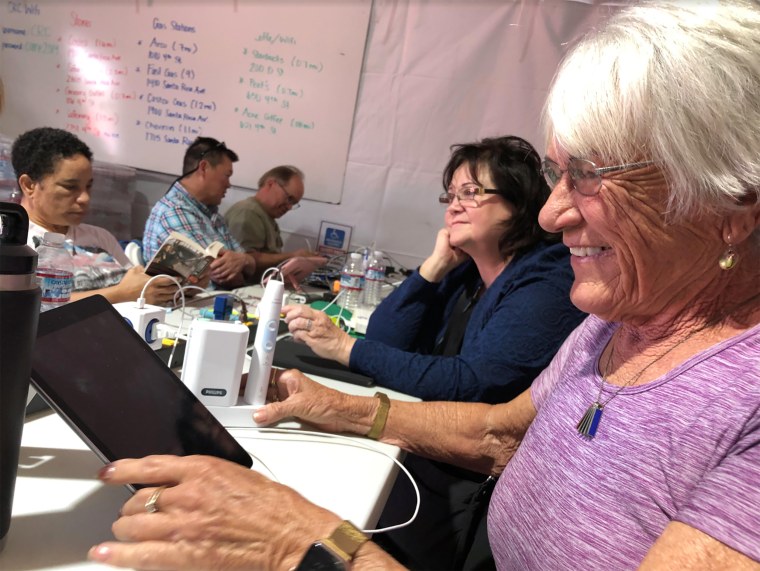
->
<box><xmin>144</xmin><ymin>231</ymin><xmax>224</xmax><ymax>285</ymax></box>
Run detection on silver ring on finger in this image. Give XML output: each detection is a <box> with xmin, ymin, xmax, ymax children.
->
<box><xmin>306</xmin><ymin>318</ymin><xmax>313</xmax><ymax>332</ymax></box>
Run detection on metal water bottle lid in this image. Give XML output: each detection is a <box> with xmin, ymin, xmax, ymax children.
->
<box><xmin>0</xmin><ymin>202</ymin><xmax>38</xmax><ymax>290</ymax></box>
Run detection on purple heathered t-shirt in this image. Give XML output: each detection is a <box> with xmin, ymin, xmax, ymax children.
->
<box><xmin>488</xmin><ymin>315</ymin><xmax>760</xmax><ymax>570</ymax></box>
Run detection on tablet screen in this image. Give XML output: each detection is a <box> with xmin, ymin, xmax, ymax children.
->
<box><xmin>31</xmin><ymin>295</ymin><xmax>252</xmax><ymax>473</ymax></box>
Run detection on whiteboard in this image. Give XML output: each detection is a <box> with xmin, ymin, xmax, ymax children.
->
<box><xmin>0</xmin><ymin>0</ymin><xmax>371</xmax><ymax>203</ymax></box>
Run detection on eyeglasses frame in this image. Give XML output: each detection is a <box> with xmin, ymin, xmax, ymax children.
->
<box><xmin>542</xmin><ymin>157</ymin><xmax>654</xmax><ymax>196</ymax></box>
<box><xmin>197</xmin><ymin>140</ymin><xmax>227</xmax><ymax>163</ymax></box>
<box><xmin>274</xmin><ymin>179</ymin><xmax>301</xmax><ymax>209</ymax></box>
<box><xmin>175</xmin><ymin>141</ymin><xmax>229</xmax><ymax>183</ymax></box>
<box><xmin>438</xmin><ymin>185</ymin><xmax>501</xmax><ymax>206</ymax></box>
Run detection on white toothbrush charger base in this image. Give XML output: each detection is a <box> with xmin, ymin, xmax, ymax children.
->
<box><xmin>206</xmin><ymin>397</ymin><xmax>263</xmax><ymax>427</ymax></box>
<box><xmin>206</xmin><ymin>397</ymin><xmax>304</xmax><ymax>430</ymax></box>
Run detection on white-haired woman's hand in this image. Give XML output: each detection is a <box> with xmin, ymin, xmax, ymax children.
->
<box><xmin>255</xmin><ymin>368</ymin><xmax>379</xmax><ymax>434</ymax></box>
<box><xmin>89</xmin><ymin>454</ymin><xmax>344</xmax><ymax>571</ymax></box>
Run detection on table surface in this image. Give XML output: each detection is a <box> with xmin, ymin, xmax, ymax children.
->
<box><xmin>2</xmin><ymin>374</ymin><xmax>418</xmax><ymax>571</ymax></box>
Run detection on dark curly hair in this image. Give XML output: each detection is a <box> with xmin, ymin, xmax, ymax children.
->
<box><xmin>442</xmin><ymin>135</ymin><xmax>557</xmax><ymax>259</ymax></box>
<box><xmin>11</xmin><ymin>127</ymin><xmax>93</xmax><ymax>185</ymax></box>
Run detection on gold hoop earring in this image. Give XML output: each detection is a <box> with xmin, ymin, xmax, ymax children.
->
<box><xmin>718</xmin><ymin>235</ymin><xmax>737</xmax><ymax>271</ymax></box>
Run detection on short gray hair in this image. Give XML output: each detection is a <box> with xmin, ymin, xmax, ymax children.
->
<box><xmin>258</xmin><ymin>165</ymin><xmax>304</xmax><ymax>189</ymax></box>
<box><xmin>543</xmin><ymin>1</ymin><xmax>760</xmax><ymax>219</ymax></box>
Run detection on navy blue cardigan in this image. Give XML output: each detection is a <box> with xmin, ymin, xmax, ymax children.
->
<box><xmin>348</xmin><ymin>241</ymin><xmax>586</xmax><ymax>403</ymax></box>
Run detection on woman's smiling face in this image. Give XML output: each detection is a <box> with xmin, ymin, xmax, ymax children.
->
<box><xmin>538</xmin><ymin>139</ymin><xmax>724</xmax><ymax>324</ymax></box>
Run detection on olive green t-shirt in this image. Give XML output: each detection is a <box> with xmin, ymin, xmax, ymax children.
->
<box><xmin>224</xmin><ymin>197</ymin><xmax>283</xmax><ymax>253</ymax></box>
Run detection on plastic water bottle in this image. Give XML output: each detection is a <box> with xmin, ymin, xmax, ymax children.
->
<box><xmin>0</xmin><ymin>136</ymin><xmax>18</xmax><ymax>203</ymax></box>
<box><xmin>363</xmin><ymin>250</ymin><xmax>386</xmax><ymax>307</ymax></box>
<box><xmin>339</xmin><ymin>252</ymin><xmax>364</xmax><ymax>311</ymax></box>
<box><xmin>359</xmin><ymin>246</ymin><xmax>371</xmax><ymax>272</ymax></box>
<box><xmin>36</xmin><ymin>232</ymin><xmax>74</xmax><ymax>312</ymax></box>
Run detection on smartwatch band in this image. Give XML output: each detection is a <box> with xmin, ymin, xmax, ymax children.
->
<box><xmin>321</xmin><ymin>520</ymin><xmax>369</xmax><ymax>561</ymax></box>
<box><xmin>295</xmin><ymin>520</ymin><xmax>369</xmax><ymax>570</ymax></box>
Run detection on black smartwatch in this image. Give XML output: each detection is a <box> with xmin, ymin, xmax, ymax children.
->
<box><xmin>296</xmin><ymin>520</ymin><xmax>369</xmax><ymax>570</ymax></box>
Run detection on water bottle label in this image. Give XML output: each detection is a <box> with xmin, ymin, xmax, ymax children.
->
<box><xmin>340</xmin><ymin>272</ymin><xmax>364</xmax><ymax>291</ymax></box>
<box><xmin>366</xmin><ymin>268</ymin><xmax>384</xmax><ymax>281</ymax></box>
<box><xmin>38</xmin><ymin>269</ymin><xmax>74</xmax><ymax>303</ymax></box>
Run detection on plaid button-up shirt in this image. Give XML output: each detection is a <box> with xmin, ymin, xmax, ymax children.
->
<box><xmin>142</xmin><ymin>182</ymin><xmax>242</xmax><ymax>260</ymax></box>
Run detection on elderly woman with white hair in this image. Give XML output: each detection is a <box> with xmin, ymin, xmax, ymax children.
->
<box><xmin>89</xmin><ymin>2</ymin><xmax>760</xmax><ymax>570</ymax></box>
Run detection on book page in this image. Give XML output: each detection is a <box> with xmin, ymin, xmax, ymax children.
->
<box><xmin>145</xmin><ymin>233</ymin><xmax>215</xmax><ymax>284</ymax></box>
<box><xmin>204</xmin><ymin>241</ymin><xmax>225</xmax><ymax>259</ymax></box>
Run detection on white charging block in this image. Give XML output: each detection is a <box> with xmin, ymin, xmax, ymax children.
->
<box><xmin>113</xmin><ymin>301</ymin><xmax>166</xmax><ymax>350</ymax></box>
<box><xmin>181</xmin><ymin>319</ymin><xmax>249</xmax><ymax>407</ymax></box>
<box><xmin>351</xmin><ymin>305</ymin><xmax>375</xmax><ymax>335</ymax></box>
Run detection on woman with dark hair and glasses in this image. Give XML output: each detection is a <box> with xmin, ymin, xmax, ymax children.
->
<box><xmin>281</xmin><ymin>135</ymin><xmax>585</xmax><ymax>569</ymax></box>
<box><xmin>285</xmin><ymin>135</ymin><xmax>584</xmax><ymax>404</ymax></box>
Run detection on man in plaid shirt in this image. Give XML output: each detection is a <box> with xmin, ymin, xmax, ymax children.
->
<box><xmin>143</xmin><ymin>137</ymin><xmax>256</xmax><ymax>288</ymax></box>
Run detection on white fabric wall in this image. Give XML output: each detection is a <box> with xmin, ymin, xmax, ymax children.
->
<box><xmin>136</xmin><ymin>0</ymin><xmax>621</xmax><ymax>268</ymax></box>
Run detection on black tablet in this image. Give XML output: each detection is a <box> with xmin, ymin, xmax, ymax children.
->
<box><xmin>31</xmin><ymin>295</ymin><xmax>253</xmax><ymax>478</ymax></box>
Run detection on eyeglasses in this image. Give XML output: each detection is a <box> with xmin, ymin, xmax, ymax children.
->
<box><xmin>177</xmin><ymin>141</ymin><xmax>228</xmax><ymax>181</ymax></box>
<box><xmin>275</xmin><ymin>180</ymin><xmax>300</xmax><ymax>209</ymax></box>
<box><xmin>438</xmin><ymin>184</ymin><xmax>500</xmax><ymax>207</ymax></box>
<box><xmin>542</xmin><ymin>157</ymin><xmax>653</xmax><ymax>196</ymax></box>
<box><xmin>198</xmin><ymin>140</ymin><xmax>227</xmax><ymax>163</ymax></box>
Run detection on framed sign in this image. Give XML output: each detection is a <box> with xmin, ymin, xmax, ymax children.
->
<box><xmin>317</xmin><ymin>221</ymin><xmax>352</xmax><ymax>256</ymax></box>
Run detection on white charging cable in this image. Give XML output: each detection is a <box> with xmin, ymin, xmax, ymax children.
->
<box><xmin>260</xmin><ymin>265</ymin><xmax>284</xmax><ymax>288</ymax></box>
<box><xmin>230</xmin><ymin>426</ymin><xmax>420</xmax><ymax>534</ymax></box>
<box><xmin>173</xmin><ymin>284</ymin><xmax>206</xmax><ymax>305</ymax></box>
<box><xmin>137</xmin><ymin>273</ymin><xmax>184</xmax><ymax>309</ymax></box>
<box><xmin>319</xmin><ymin>288</ymin><xmax>344</xmax><ymax>313</ymax></box>
<box><xmin>172</xmin><ymin>287</ymin><xmax>251</xmax><ymax>320</ymax></box>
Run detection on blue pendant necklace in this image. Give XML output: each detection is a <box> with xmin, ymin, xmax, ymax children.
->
<box><xmin>577</xmin><ymin>326</ymin><xmax>708</xmax><ymax>439</ymax></box>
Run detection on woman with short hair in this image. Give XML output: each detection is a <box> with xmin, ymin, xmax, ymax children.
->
<box><xmin>14</xmin><ymin>127</ymin><xmax>178</xmax><ymax>305</ymax></box>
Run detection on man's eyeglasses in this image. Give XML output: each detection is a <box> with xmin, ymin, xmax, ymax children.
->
<box><xmin>198</xmin><ymin>140</ymin><xmax>227</xmax><ymax>162</ymax></box>
<box><xmin>275</xmin><ymin>180</ymin><xmax>300</xmax><ymax>209</ymax></box>
<box><xmin>542</xmin><ymin>157</ymin><xmax>653</xmax><ymax>196</ymax></box>
<box><xmin>177</xmin><ymin>141</ymin><xmax>228</xmax><ymax>181</ymax></box>
<box><xmin>438</xmin><ymin>184</ymin><xmax>500</xmax><ymax>207</ymax></box>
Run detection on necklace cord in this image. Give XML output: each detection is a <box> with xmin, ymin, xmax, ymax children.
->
<box><xmin>596</xmin><ymin>323</ymin><xmax>713</xmax><ymax>408</ymax></box>
<box><xmin>579</xmin><ymin>291</ymin><xmax>760</xmax><ymax>439</ymax></box>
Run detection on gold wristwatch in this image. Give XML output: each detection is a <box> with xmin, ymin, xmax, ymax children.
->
<box><xmin>295</xmin><ymin>520</ymin><xmax>369</xmax><ymax>570</ymax></box>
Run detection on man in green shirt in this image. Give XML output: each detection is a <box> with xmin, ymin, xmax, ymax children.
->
<box><xmin>225</xmin><ymin>165</ymin><xmax>323</xmax><ymax>281</ymax></box>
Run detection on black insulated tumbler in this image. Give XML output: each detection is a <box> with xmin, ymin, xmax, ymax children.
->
<box><xmin>0</xmin><ymin>202</ymin><xmax>40</xmax><ymax>552</ymax></box>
